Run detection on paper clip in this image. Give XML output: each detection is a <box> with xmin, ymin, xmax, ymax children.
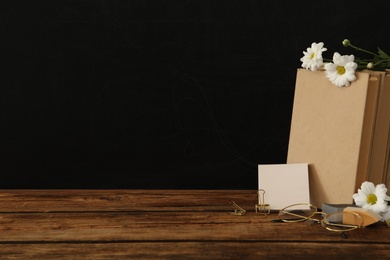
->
<box><xmin>229</xmin><ymin>200</ymin><xmax>246</xmax><ymax>216</ymax></box>
<box><xmin>255</xmin><ymin>189</ymin><xmax>270</xmax><ymax>217</ymax></box>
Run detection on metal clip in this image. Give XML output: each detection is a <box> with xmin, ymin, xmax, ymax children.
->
<box><xmin>229</xmin><ymin>200</ymin><xmax>246</xmax><ymax>216</ymax></box>
<box><xmin>255</xmin><ymin>189</ymin><xmax>270</xmax><ymax>217</ymax></box>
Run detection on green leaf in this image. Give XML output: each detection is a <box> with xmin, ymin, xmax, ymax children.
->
<box><xmin>377</xmin><ymin>47</ymin><xmax>390</xmax><ymax>59</ymax></box>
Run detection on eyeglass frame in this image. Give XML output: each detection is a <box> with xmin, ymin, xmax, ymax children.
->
<box><xmin>278</xmin><ymin>203</ymin><xmax>365</xmax><ymax>233</ymax></box>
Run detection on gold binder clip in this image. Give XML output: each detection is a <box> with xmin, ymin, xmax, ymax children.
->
<box><xmin>255</xmin><ymin>189</ymin><xmax>270</xmax><ymax>217</ymax></box>
<box><xmin>229</xmin><ymin>200</ymin><xmax>246</xmax><ymax>216</ymax></box>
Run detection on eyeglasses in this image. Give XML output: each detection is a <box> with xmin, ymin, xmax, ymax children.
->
<box><xmin>277</xmin><ymin>203</ymin><xmax>364</xmax><ymax>238</ymax></box>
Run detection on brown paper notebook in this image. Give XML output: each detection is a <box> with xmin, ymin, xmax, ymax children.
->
<box><xmin>370</xmin><ymin>71</ymin><xmax>390</xmax><ymax>187</ymax></box>
<box><xmin>287</xmin><ymin>69</ymin><xmax>381</xmax><ymax>207</ymax></box>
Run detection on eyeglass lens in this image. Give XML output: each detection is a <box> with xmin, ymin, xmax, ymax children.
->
<box><xmin>322</xmin><ymin>212</ymin><xmax>364</xmax><ymax>231</ymax></box>
<box><xmin>279</xmin><ymin>204</ymin><xmax>317</xmax><ymax>222</ymax></box>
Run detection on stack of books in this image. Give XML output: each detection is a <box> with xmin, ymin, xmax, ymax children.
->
<box><xmin>287</xmin><ymin>69</ymin><xmax>390</xmax><ymax>207</ymax></box>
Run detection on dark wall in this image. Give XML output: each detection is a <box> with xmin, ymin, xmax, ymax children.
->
<box><xmin>1</xmin><ymin>0</ymin><xmax>390</xmax><ymax>189</ymax></box>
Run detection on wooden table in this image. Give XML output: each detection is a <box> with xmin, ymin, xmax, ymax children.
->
<box><xmin>0</xmin><ymin>190</ymin><xmax>389</xmax><ymax>259</ymax></box>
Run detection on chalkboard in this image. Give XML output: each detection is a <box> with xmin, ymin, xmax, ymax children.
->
<box><xmin>1</xmin><ymin>0</ymin><xmax>390</xmax><ymax>189</ymax></box>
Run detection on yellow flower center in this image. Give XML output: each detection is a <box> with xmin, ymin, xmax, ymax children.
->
<box><xmin>366</xmin><ymin>194</ymin><xmax>377</xmax><ymax>205</ymax></box>
<box><xmin>337</xmin><ymin>66</ymin><xmax>346</xmax><ymax>75</ymax></box>
<box><xmin>310</xmin><ymin>53</ymin><xmax>315</xmax><ymax>59</ymax></box>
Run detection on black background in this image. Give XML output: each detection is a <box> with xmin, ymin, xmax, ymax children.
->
<box><xmin>1</xmin><ymin>0</ymin><xmax>390</xmax><ymax>189</ymax></box>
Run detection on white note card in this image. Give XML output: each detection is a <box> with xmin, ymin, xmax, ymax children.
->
<box><xmin>258</xmin><ymin>163</ymin><xmax>310</xmax><ymax>210</ymax></box>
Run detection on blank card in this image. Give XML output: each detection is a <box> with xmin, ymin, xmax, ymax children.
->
<box><xmin>258</xmin><ymin>163</ymin><xmax>310</xmax><ymax>210</ymax></box>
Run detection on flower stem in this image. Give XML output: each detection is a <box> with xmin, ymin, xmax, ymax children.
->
<box><xmin>347</xmin><ymin>43</ymin><xmax>379</xmax><ymax>58</ymax></box>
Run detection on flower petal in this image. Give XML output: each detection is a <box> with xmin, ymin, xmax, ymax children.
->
<box><xmin>361</xmin><ymin>181</ymin><xmax>376</xmax><ymax>195</ymax></box>
<box><xmin>372</xmin><ymin>200</ymin><xmax>388</xmax><ymax>214</ymax></box>
<box><xmin>353</xmin><ymin>192</ymin><xmax>368</xmax><ymax>207</ymax></box>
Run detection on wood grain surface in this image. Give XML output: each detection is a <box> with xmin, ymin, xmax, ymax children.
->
<box><xmin>0</xmin><ymin>190</ymin><xmax>389</xmax><ymax>259</ymax></box>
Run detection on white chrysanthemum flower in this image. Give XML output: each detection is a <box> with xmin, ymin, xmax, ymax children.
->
<box><xmin>324</xmin><ymin>52</ymin><xmax>357</xmax><ymax>87</ymax></box>
<box><xmin>300</xmin><ymin>42</ymin><xmax>327</xmax><ymax>71</ymax></box>
<box><xmin>352</xmin><ymin>181</ymin><xmax>388</xmax><ymax>214</ymax></box>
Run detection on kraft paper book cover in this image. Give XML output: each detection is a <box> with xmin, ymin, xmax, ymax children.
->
<box><xmin>287</xmin><ymin>68</ymin><xmax>382</xmax><ymax>207</ymax></box>
<box><xmin>381</xmin><ymin>71</ymin><xmax>390</xmax><ymax>188</ymax></box>
<box><xmin>369</xmin><ymin>70</ymin><xmax>390</xmax><ymax>186</ymax></box>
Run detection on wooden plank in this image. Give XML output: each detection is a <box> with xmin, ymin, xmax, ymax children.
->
<box><xmin>0</xmin><ymin>242</ymin><xmax>390</xmax><ymax>259</ymax></box>
<box><xmin>0</xmin><ymin>211</ymin><xmax>388</xmax><ymax>243</ymax></box>
<box><xmin>0</xmin><ymin>190</ymin><xmax>258</xmax><ymax>212</ymax></box>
